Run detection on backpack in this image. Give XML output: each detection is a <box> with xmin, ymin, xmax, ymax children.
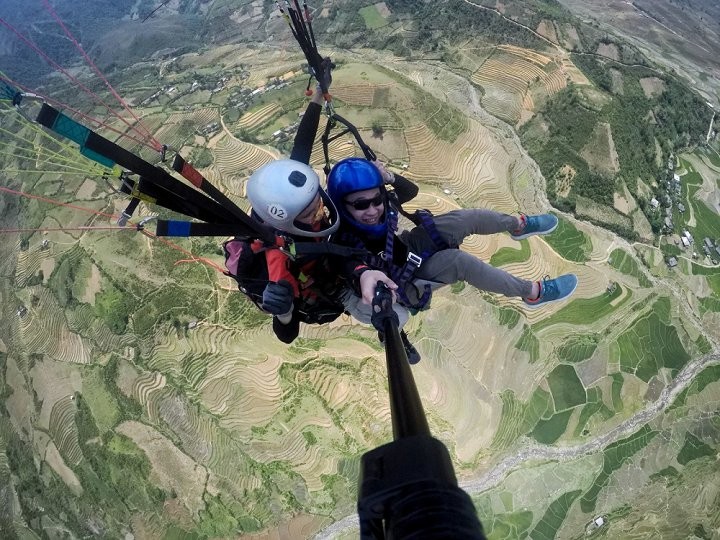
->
<box><xmin>222</xmin><ymin>237</ymin><xmax>346</xmax><ymax>325</ymax></box>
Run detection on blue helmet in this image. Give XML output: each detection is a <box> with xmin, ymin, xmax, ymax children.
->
<box><xmin>327</xmin><ymin>158</ymin><xmax>388</xmax><ymax>237</ymax></box>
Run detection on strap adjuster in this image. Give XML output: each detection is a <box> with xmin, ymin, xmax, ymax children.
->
<box><xmin>407</xmin><ymin>251</ymin><xmax>423</xmax><ymax>268</ymax></box>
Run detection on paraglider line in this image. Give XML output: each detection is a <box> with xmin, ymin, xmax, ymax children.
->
<box><xmin>0</xmin><ymin>77</ymin><xmax>156</xmax><ymax>150</ymax></box>
<box><xmin>40</xmin><ymin>0</ymin><xmax>161</xmax><ymax>149</ymax></box>
<box><xmin>0</xmin><ymin>17</ymin><xmax>157</xmax><ymax>149</ymax></box>
<box><xmin>140</xmin><ymin>230</ymin><xmax>226</xmax><ymax>273</ymax></box>
<box><xmin>0</xmin><ymin>226</ymin><xmax>130</xmax><ymax>233</ymax></box>
<box><xmin>0</xmin><ymin>185</ymin><xmax>118</xmax><ymax>219</ymax></box>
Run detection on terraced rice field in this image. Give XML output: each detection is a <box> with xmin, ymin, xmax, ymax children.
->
<box><xmin>48</xmin><ymin>395</ymin><xmax>83</xmax><ymax>466</ymax></box>
<box><xmin>152</xmin><ymin>108</ymin><xmax>220</xmax><ymax>150</ymax></box>
<box><xmin>244</xmin><ymin>61</ymin><xmax>303</xmax><ymax>88</ymax></box>
<box><xmin>19</xmin><ymin>287</ymin><xmax>91</xmax><ymax>364</ymax></box>
<box><xmin>403</xmin><ymin>120</ymin><xmax>514</xmax><ymax>211</ymax></box>
<box><xmin>236</xmin><ymin>102</ymin><xmax>281</xmax><ymax>131</ymax></box>
<box><xmin>213</xmin><ymin>133</ymin><xmax>279</xmax><ymax>176</ymax></box>
<box><xmin>14</xmin><ymin>245</ymin><xmax>52</xmax><ymax>287</ymax></box>
<box><xmin>472</xmin><ymin>45</ymin><xmax>564</xmax><ymax>124</ymax></box>
<box><xmin>331</xmin><ymin>83</ymin><xmax>379</xmax><ymax>107</ymax></box>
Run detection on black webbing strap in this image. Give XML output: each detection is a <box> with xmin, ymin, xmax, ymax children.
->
<box><xmin>168</xmin><ymin>153</ymin><xmax>268</xmax><ymax>240</ymax></box>
<box><xmin>155</xmin><ymin>219</ymin><xmax>371</xmax><ymax>259</ymax></box>
<box><xmin>118</xmin><ymin>177</ymin><xmax>225</xmax><ymax>223</ymax></box>
<box><xmin>285</xmin><ymin>240</ymin><xmax>369</xmax><ymax>258</ymax></box>
<box><xmin>321</xmin><ymin>112</ymin><xmax>376</xmax><ymax>174</ymax></box>
<box><xmin>36</xmin><ymin>104</ymin><xmax>275</xmax><ymax>243</ymax></box>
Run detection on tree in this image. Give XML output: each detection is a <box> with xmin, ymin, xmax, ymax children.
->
<box><xmin>371</xmin><ymin>121</ymin><xmax>385</xmax><ymax>138</ymax></box>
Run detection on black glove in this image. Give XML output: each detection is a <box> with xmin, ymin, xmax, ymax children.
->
<box><xmin>315</xmin><ymin>56</ymin><xmax>334</xmax><ymax>93</ymax></box>
<box><xmin>261</xmin><ymin>280</ymin><xmax>294</xmax><ymax>316</ymax></box>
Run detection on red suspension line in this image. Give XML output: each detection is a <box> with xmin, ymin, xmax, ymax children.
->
<box><xmin>0</xmin><ymin>186</ymin><xmax>225</xmax><ymax>274</ymax></box>
<box><xmin>0</xmin><ymin>185</ymin><xmax>119</xmax><ymax>220</ymax></box>
<box><xmin>0</xmin><ymin>17</ymin><xmax>159</xmax><ymax>151</ymax></box>
<box><xmin>40</xmin><ymin>0</ymin><xmax>161</xmax><ymax>150</ymax></box>
<box><xmin>144</xmin><ymin>231</ymin><xmax>226</xmax><ymax>274</ymax></box>
<box><xmin>0</xmin><ymin>226</ymin><xmax>129</xmax><ymax>233</ymax></box>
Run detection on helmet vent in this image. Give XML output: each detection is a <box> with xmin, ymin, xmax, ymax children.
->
<box><xmin>288</xmin><ymin>170</ymin><xmax>307</xmax><ymax>187</ymax></box>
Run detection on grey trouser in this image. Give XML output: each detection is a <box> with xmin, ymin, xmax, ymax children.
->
<box><xmin>399</xmin><ymin>209</ymin><xmax>534</xmax><ymax>301</ymax></box>
<box><xmin>341</xmin><ymin>209</ymin><xmax>534</xmax><ymax>322</ymax></box>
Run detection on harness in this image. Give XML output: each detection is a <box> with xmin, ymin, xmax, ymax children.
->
<box><xmin>223</xmin><ymin>237</ymin><xmax>354</xmax><ymax>325</ymax></box>
<box><xmin>344</xmin><ymin>196</ymin><xmax>452</xmax><ymax>311</ymax></box>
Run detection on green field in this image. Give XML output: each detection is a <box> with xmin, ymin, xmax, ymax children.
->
<box><xmin>612</xmin><ymin>307</ymin><xmax>689</xmax><ymax>383</ymax></box>
<box><xmin>532</xmin><ymin>284</ymin><xmax>629</xmax><ymax>332</ymax></box>
<box><xmin>699</xmin><ymin>296</ymin><xmax>720</xmax><ymax>313</ymax></box>
<box><xmin>515</xmin><ymin>325</ymin><xmax>540</xmax><ymax>363</ymax></box>
<box><xmin>497</xmin><ymin>306</ymin><xmax>521</xmax><ymax>329</ymax></box>
<box><xmin>531</xmin><ymin>409</ymin><xmax>573</xmax><ymax>444</ymax></box>
<box><xmin>547</xmin><ymin>364</ymin><xmax>586</xmax><ymax>411</ymax></box>
<box><xmin>610</xmin><ymin>372</ymin><xmax>624</xmax><ymax>412</ymax></box>
<box><xmin>544</xmin><ymin>215</ymin><xmax>592</xmax><ymax>263</ymax></box>
<box><xmin>703</xmin><ymin>272</ymin><xmax>720</xmax><ymax>297</ymax></box>
<box><xmin>573</xmin><ymin>387</ymin><xmax>614</xmax><ymax>437</ymax></box>
<box><xmin>491</xmin><ymin>388</ymin><xmax>553</xmax><ymax>450</ymax></box>
<box><xmin>529</xmin><ymin>490</ymin><xmax>582</xmax><ymax>540</ymax></box>
<box><xmin>358</xmin><ymin>5</ymin><xmax>389</xmax><ymax>29</ymax></box>
<box><xmin>668</xmin><ymin>364</ymin><xmax>720</xmax><ymax>411</ymax></box>
<box><xmin>490</xmin><ymin>239</ymin><xmax>531</xmax><ymax>267</ymax></box>
<box><xmin>580</xmin><ymin>425</ymin><xmax>658</xmax><ymax>512</ymax></box>
<box><xmin>691</xmin><ymin>263</ymin><xmax>720</xmax><ymax>276</ymax></box>
<box><xmin>677</xmin><ymin>160</ymin><xmax>720</xmax><ymax>243</ymax></box>
<box><xmin>676</xmin><ymin>432</ymin><xmax>716</xmax><ymax>466</ymax></box>
<box><xmin>556</xmin><ymin>334</ymin><xmax>600</xmax><ymax>363</ymax></box>
<box><xmin>608</xmin><ymin>248</ymin><xmax>652</xmax><ymax>287</ymax></box>
<box><xmin>80</xmin><ymin>368</ymin><xmax>120</xmax><ymax>434</ymax></box>
<box><xmin>478</xmin><ymin>509</ymin><xmax>533</xmax><ymax>540</ymax></box>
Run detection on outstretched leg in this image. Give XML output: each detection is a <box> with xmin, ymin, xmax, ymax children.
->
<box><xmin>411</xmin><ymin>250</ymin><xmax>578</xmax><ymax>306</ymax></box>
<box><xmin>401</xmin><ymin>209</ymin><xmax>519</xmax><ymax>252</ymax></box>
<box><xmin>413</xmin><ymin>249</ymin><xmax>534</xmax><ymax>298</ymax></box>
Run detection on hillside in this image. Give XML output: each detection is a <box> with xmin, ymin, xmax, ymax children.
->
<box><xmin>0</xmin><ymin>1</ymin><xmax>719</xmax><ymax>539</ymax></box>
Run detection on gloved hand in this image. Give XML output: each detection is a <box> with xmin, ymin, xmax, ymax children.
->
<box><xmin>261</xmin><ymin>280</ymin><xmax>294</xmax><ymax>316</ymax></box>
<box><xmin>316</xmin><ymin>56</ymin><xmax>334</xmax><ymax>92</ymax></box>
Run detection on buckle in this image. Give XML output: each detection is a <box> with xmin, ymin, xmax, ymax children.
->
<box><xmin>277</xmin><ymin>235</ymin><xmax>297</xmax><ymax>259</ymax></box>
<box><xmin>136</xmin><ymin>216</ymin><xmax>157</xmax><ymax>231</ymax></box>
<box><xmin>407</xmin><ymin>251</ymin><xmax>423</xmax><ymax>268</ymax></box>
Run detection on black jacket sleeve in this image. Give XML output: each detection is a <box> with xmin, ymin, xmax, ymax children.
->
<box><xmin>289</xmin><ymin>102</ymin><xmax>322</xmax><ymax>165</ymax></box>
<box><xmin>391</xmin><ymin>173</ymin><xmax>419</xmax><ymax>204</ymax></box>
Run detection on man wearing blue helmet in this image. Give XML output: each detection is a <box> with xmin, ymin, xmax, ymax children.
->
<box><xmin>327</xmin><ymin>157</ymin><xmax>579</xmax><ymax>326</ymax></box>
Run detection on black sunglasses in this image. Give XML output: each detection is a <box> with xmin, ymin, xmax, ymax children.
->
<box><xmin>344</xmin><ymin>193</ymin><xmax>384</xmax><ymax>210</ymax></box>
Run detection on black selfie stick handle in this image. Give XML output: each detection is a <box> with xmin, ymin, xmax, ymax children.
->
<box><xmin>357</xmin><ymin>283</ymin><xmax>486</xmax><ymax>539</ymax></box>
<box><xmin>372</xmin><ymin>282</ymin><xmax>430</xmax><ymax>439</ymax></box>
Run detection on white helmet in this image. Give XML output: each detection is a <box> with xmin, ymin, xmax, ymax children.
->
<box><xmin>246</xmin><ymin>159</ymin><xmax>339</xmax><ymax>238</ymax></box>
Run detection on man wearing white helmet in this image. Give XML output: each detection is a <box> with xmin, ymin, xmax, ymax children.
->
<box><xmin>237</xmin><ymin>85</ymin><xmax>344</xmax><ymax>343</ymax></box>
